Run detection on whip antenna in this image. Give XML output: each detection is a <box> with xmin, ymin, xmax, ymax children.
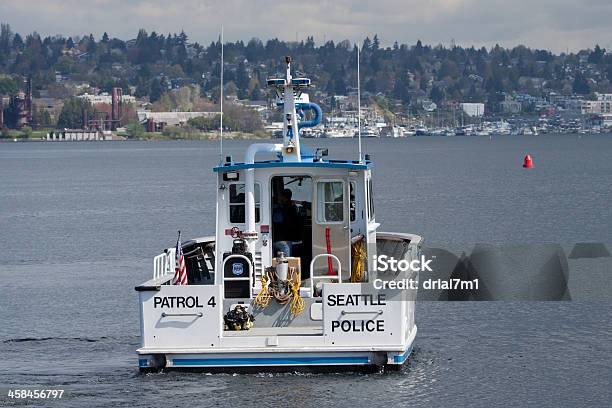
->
<box><xmin>219</xmin><ymin>25</ymin><xmax>224</xmax><ymax>163</ymax></box>
<box><xmin>357</xmin><ymin>44</ymin><xmax>362</xmax><ymax>163</ymax></box>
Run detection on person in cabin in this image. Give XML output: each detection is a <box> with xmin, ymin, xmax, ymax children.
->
<box><xmin>272</xmin><ymin>188</ymin><xmax>300</xmax><ymax>257</ymax></box>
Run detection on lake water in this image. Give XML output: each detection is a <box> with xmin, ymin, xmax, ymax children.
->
<box><xmin>1</xmin><ymin>135</ymin><xmax>611</xmax><ymax>407</ymax></box>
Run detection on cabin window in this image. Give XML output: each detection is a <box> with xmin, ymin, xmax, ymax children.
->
<box><xmin>316</xmin><ymin>181</ymin><xmax>344</xmax><ymax>223</ymax></box>
<box><xmin>229</xmin><ymin>183</ymin><xmax>260</xmax><ymax>224</ymax></box>
<box><xmin>367</xmin><ymin>178</ymin><xmax>375</xmax><ymax>220</ymax></box>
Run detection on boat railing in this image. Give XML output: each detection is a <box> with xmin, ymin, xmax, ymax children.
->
<box><xmin>153</xmin><ymin>248</ymin><xmax>176</xmax><ymax>280</ymax></box>
<box><xmin>309</xmin><ymin>253</ymin><xmax>342</xmax><ymax>294</ymax></box>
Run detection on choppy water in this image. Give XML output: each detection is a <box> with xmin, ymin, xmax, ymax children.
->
<box><xmin>1</xmin><ymin>135</ymin><xmax>611</xmax><ymax>407</ymax></box>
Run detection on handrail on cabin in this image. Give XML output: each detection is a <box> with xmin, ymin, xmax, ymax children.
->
<box><xmin>309</xmin><ymin>253</ymin><xmax>342</xmax><ymax>295</ymax></box>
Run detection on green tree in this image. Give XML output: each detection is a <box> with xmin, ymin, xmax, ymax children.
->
<box><xmin>0</xmin><ymin>76</ymin><xmax>20</xmax><ymax>94</ymax></box>
<box><xmin>57</xmin><ymin>97</ymin><xmax>92</xmax><ymax>128</ymax></box>
<box><xmin>12</xmin><ymin>33</ymin><xmax>23</xmax><ymax>49</ymax></box>
<box><xmin>392</xmin><ymin>78</ymin><xmax>411</xmax><ymax>105</ymax></box>
<box><xmin>327</xmin><ymin>70</ymin><xmax>347</xmax><ymax>95</ymax></box>
<box><xmin>438</xmin><ymin>60</ymin><xmax>460</xmax><ymax>80</ymax></box>
<box><xmin>20</xmin><ymin>126</ymin><xmax>33</xmax><ymax>138</ymax></box>
<box><xmin>125</xmin><ymin>119</ymin><xmax>145</xmax><ymax>138</ymax></box>
<box><xmin>0</xmin><ymin>23</ymin><xmax>12</xmax><ymax>61</ymax></box>
<box><xmin>149</xmin><ymin>78</ymin><xmax>163</xmax><ymax>103</ymax></box>
<box><xmin>588</xmin><ymin>45</ymin><xmax>605</xmax><ymax>64</ymax></box>
<box><xmin>86</xmin><ymin>34</ymin><xmax>97</xmax><ymax>53</ymax></box>
<box><xmin>372</xmin><ymin>34</ymin><xmax>380</xmax><ymax>51</ymax></box>
<box><xmin>250</xmin><ymin>86</ymin><xmax>262</xmax><ymax>101</ymax></box>
<box><xmin>430</xmin><ymin>85</ymin><xmax>445</xmax><ymax>104</ymax></box>
<box><xmin>188</xmin><ymin>115</ymin><xmax>219</xmax><ymax>131</ymax></box>
<box><xmin>236</xmin><ymin>62</ymin><xmax>249</xmax><ymax>90</ymax></box>
<box><xmin>33</xmin><ymin>106</ymin><xmax>53</xmax><ymax>127</ymax></box>
<box><xmin>223</xmin><ymin>103</ymin><xmax>263</xmax><ymax>132</ymax></box>
<box><xmin>572</xmin><ymin>72</ymin><xmax>590</xmax><ymax>95</ymax></box>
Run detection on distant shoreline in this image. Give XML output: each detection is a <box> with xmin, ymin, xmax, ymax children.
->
<box><xmin>1</xmin><ymin>131</ymin><xmax>610</xmax><ymax>143</ymax></box>
<box><xmin>131</xmin><ymin>131</ymin><xmax>270</xmax><ymax>141</ymax></box>
<box><xmin>0</xmin><ymin>131</ymin><xmax>272</xmax><ymax>142</ymax></box>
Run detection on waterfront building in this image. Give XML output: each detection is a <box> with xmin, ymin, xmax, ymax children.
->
<box><xmin>78</xmin><ymin>92</ymin><xmax>136</xmax><ymax>105</ymax></box>
<box><xmin>460</xmin><ymin>103</ymin><xmax>485</xmax><ymax>117</ymax></box>
<box><xmin>137</xmin><ymin>111</ymin><xmax>219</xmax><ymax>130</ymax></box>
<box><xmin>582</xmin><ymin>93</ymin><xmax>612</xmax><ymax>115</ymax></box>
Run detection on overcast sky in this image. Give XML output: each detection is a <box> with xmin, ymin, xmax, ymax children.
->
<box><xmin>1</xmin><ymin>0</ymin><xmax>611</xmax><ymax>52</ymax></box>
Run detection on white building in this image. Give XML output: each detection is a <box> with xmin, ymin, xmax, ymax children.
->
<box><xmin>460</xmin><ymin>103</ymin><xmax>485</xmax><ymax>117</ymax></box>
<box><xmin>582</xmin><ymin>93</ymin><xmax>612</xmax><ymax>115</ymax></box>
<box><xmin>78</xmin><ymin>93</ymin><xmax>136</xmax><ymax>105</ymax></box>
<box><xmin>595</xmin><ymin>114</ymin><xmax>612</xmax><ymax>127</ymax></box>
<box><xmin>137</xmin><ymin>111</ymin><xmax>218</xmax><ymax>126</ymax></box>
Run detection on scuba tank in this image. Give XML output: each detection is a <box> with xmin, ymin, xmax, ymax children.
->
<box><xmin>276</xmin><ymin>251</ymin><xmax>289</xmax><ymax>281</ymax></box>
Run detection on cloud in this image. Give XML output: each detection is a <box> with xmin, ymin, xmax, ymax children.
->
<box><xmin>0</xmin><ymin>0</ymin><xmax>610</xmax><ymax>51</ymax></box>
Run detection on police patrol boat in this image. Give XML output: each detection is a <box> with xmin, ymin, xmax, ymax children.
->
<box><xmin>135</xmin><ymin>55</ymin><xmax>423</xmax><ymax>372</ymax></box>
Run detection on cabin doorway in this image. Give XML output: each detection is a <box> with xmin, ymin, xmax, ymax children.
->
<box><xmin>271</xmin><ymin>175</ymin><xmax>312</xmax><ymax>279</ymax></box>
<box><xmin>311</xmin><ymin>178</ymin><xmax>351</xmax><ymax>279</ymax></box>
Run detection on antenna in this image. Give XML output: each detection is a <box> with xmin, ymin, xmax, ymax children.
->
<box><xmin>357</xmin><ymin>45</ymin><xmax>363</xmax><ymax>163</ymax></box>
<box><xmin>219</xmin><ymin>25</ymin><xmax>224</xmax><ymax>163</ymax></box>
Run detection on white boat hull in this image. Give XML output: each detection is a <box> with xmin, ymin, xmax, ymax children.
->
<box><xmin>138</xmin><ymin>326</ymin><xmax>416</xmax><ymax>371</ymax></box>
<box><xmin>136</xmin><ymin>232</ymin><xmax>421</xmax><ymax>372</ymax></box>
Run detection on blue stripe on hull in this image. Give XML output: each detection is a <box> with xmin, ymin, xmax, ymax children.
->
<box><xmin>393</xmin><ymin>346</ymin><xmax>413</xmax><ymax>364</ymax></box>
<box><xmin>172</xmin><ymin>356</ymin><xmax>370</xmax><ymax>367</ymax></box>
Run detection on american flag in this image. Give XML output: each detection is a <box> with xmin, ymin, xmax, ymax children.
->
<box><xmin>172</xmin><ymin>231</ymin><xmax>188</xmax><ymax>285</ymax></box>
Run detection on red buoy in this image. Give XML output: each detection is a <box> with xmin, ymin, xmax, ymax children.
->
<box><xmin>523</xmin><ymin>154</ymin><xmax>534</xmax><ymax>168</ymax></box>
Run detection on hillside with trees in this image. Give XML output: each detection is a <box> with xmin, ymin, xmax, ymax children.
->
<box><xmin>1</xmin><ymin>22</ymin><xmax>612</xmax><ymax>124</ymax></box>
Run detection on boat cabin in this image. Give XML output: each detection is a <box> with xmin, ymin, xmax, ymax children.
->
<box><xmin>210</xmin><ymin>55</ymin><xmax>378</xmax><ymax>299</ymax></box>
<box><xmin>212</xmin><ymin>150</ymin><xmax>378</xmax><ymax>299</ymax></box>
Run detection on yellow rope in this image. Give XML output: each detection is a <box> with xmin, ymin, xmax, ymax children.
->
<box><xmin>253</xmin><ymin>267</ymin><xmax>304</xmax><ymax>316</ymax></box>
<box><xmin>351</xmin><ymin>237</ymin><xmax>367</xmax><ymax>283</ymax></box>
<box><xmin>289</xmin><ymin>269</ymin><xmax>305</xmax><ymax>316</ymax></box>
<box><xmin>254</xmin><ymin>273</ymin><xmax>271</xmax><ymax>308</ymax></box>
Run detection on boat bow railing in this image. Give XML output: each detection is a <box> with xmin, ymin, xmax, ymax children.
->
<box><xmin>153</xmin><ymin>248</ymin><xmax>176</xmax><ymax>280</ymax></box>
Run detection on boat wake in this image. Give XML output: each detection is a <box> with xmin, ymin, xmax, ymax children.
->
<box><xmin>3</xmin><ymin>336</ymin><xmax>110</xmax><ymax>343</ymax></box>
